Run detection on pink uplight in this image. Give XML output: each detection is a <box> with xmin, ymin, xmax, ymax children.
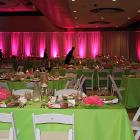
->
<box><xmin>50</xmin><ymin>33</ymin><xmax>59</xmax><ymax>58</ymax></box>
<box><xmin>11</xmin><ymin>32</ymin><xmax>20</xmax><ymax>56</ymax></box>
<box><xmin>39</xmin><ymin>33</ymin><xmax>46</xmax><ymax>57</ymax></box>
<box><xmin>78</xmin><ymin>33</ymin><xmax>86</xmax><ymax>58</ymax></box>
<box><xmin>0</xmin><ymin>33</ymin><xmax>3</xmax><ymax>50</ymax></box>
<box><xmin>23</xmin><ymin>33</ymin><xmax>32</xmax><ymax>57</ymax></box>
<box><xmin>90</xmin><ymin>32</ymin><xmax>100</xmax><ymax>58</ymax></box>
<box><xmin>64</xmin><ymin>32</ymin><xmax>73</xmax><ymax>55</ymax></box>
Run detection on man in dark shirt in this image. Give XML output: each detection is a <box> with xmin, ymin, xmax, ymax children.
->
<box><xmin>64</xmin><ymin>47</ymin><xmax>75</xmax><ymax>65</ymax></box>
<box><xmin>43</xmin><ymin>49</ymin><xmax>48</xmax><ymax>60</ymax></box>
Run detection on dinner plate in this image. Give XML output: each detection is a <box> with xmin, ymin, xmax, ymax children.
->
<box><xmin>103</xmin><ymin>98</ymin><xmax>119</xmax><ymax>104</ymax></box>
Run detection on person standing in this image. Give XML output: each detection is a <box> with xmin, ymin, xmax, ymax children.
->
<box><xmin>43</xmin><ymin>49</ymin><xmax>48</xmax><ymax>60</ymax></box>
<box><xmin>64</xmin><ymin>47</ymin><xmax>75</xmax><ymax>65</ymax></box>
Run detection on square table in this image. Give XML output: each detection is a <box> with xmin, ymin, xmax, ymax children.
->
<box><xmin>0</xmin><ymin>103</ymin><xmax>135</xmax><ymax>140</ymax></box>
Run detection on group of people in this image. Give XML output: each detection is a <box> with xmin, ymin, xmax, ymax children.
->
<box><xmin>0</xmin><ymin>47</ymin><xmax>75</xmax><ymax>66</ymax></box>
<box><xmin>43</xmin><ymin>47</ymin><xmax>75</xmax><ymax>66</ymax></box>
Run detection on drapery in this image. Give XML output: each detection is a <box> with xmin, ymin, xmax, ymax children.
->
<box><xmin>0</xmin><ymin>31</ymin><xmax>136</xmax><ymax>60</ymax></box>
<box><xmin>101</xmin><ymin>31</ymin><xmax>129</xmax><ymax>58</ymax></box>
<box><xmin>0</xmin><ymin>32</ymin><xmax>101</xmax><ymax>58</ymax></box>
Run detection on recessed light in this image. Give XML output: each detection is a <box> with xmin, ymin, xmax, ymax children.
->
<box><xmin>74</xmin><ymin>17</ymin><xmax>78</xmax><ymax>19</ymax></box>
<box><xmin>101</xmin><ymin>16</ymin><xmax>104</xmax><ymax>20</ymax></box>
<box><xmin>72</xmin><ymin>0</ymin><xmax>76</xmax><ymax>1</ymax></box>
<box><xmin>112</xmin><ymin>0</ymin><xmax>116</xmax><ymax>1</ymax></box>
<box><xmin>128</xmin><ymin>17</ymin><xmax>131</xmax><ymax>20</ymax></box>
<box><xmin>138</xmin><ymin>10</ymin><xmax>140</xmax><ymax>13</ymax></box>
<box><xmin>73</xmin><ymin>10</ymin><xmax>77</xmax><ymax>13</ymax></box>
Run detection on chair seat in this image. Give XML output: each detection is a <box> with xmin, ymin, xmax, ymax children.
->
<box><xmin>131</xmin><ymin>121</ymin><xmax>140</xmax><ymax>130</ymax></box>
<box><xmin>0</xmin><ymin>130</ymin><xmax>9</xmax><ymax>140</ymax></box>
<box><xmin>113</xmin><ymin>87</ymin><xmax>125</xmax><ymax>91</ymax></box>
<box><xmin>41</xmin><ymin>131</ymin><xmax>69</xmax><ymax>140</ymax></box>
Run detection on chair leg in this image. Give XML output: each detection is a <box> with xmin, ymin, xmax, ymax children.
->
<box><xmin>135</xmin><ymin>131</ymin><xmax>140</xmax><ymax>140</ymax></box>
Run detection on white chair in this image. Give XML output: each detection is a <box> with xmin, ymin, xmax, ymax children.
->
<box><xmin>74</xmin><ymin>75</ymin><xmax>87</xmax><ymax>93</ymax></box>
<box><xmin>108</xmin><ymin>74</ymin><xmax>123</xmax><ymax>101</ymax></box>
<box><xmin>97</xmin><ymin>69</ymin><xmax>110</xmax><ymax>89</ymax></box>
<box><xmin>112</xmin><ymin>68</ymin><xmax>125</xmax><ymax>87</ymax></box>
<box><xmin>129</xmin><ymin>69</ymin><xmax>140</xmax><ymax>75</ymax></box>
<box><xmin>0</xmin><ymin>112</ymin><xmax>17</xmax><ymax>140</ymax></box>
<box><xmin>17</xmin><ymin>66</ymin><xmax>24</xmax><ymax>72</ymax></box>
<box><xmin>131</xmin><ymin>107</ymin><xmax>140</xmax><ymax>140</ymax></box>
<box><xmin>64</xmin><ymin>79</ymin><xmax>77</xmax><ymax>89</ymax></box>
<box><xmin>82</xmin><ymin>70</ymin><xmax>94</xmax><ymax>90</ymax></box>
<box><xmin>32</xmin><ymin>113</ymin><xmax>74</xmax><ymax>140</ymax></box>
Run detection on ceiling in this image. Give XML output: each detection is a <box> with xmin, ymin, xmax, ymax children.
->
<box><xmin>0</xmin><ymin>0</ymin><xmax>140</xmax><ymax>30</ymax></box>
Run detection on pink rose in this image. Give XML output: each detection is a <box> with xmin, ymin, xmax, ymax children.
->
<box><xmin>0</xmin><ymin>88</ymin><xmax>10</xmax><ymax>100</ymax></box>
<box><xmin>83</xmin><ymin>95</ymin><xmax>104</xmax><ymax>106</ymax></box>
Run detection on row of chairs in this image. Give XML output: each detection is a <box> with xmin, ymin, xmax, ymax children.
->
<box><xmin>65</xmin><ymin>74</ymin><xmax>87</xmax><ymax>93</ymax></box>
<box><xmin>0</xmin><ymin>108</ymin><xmax>140</xmax><ymax>140</ymax></box>
<box><xmin>97</xmin><ymin>68</ymin><xmax>140</xmax><ymax>90</ymax></box>
<box><xmin>65</xmin><ymin>68</ymin><xmax>127</xmax><ymax>91</ymax></box>
<box><xmin>0</xmin><ymin>113</ymin><xmax>74</xmax><ymax>140</ymax></box>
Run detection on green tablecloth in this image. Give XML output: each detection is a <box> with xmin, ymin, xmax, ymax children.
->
<box><xmin>0</xmin><ymin>104</ymin><xmax>134</xmax><ymax>140</ymax></box>
<box><xmin>121</xmin><ymin>76</ymin><xmax>140</xmax><ymax>108</ymax></box>
<box><xmin>7</xmin><ymin>79</ymin><xmax>67</xmax><ymax>91</ymax></box>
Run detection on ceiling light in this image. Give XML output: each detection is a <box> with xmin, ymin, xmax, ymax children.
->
<box><xmin>138</xmin><ymin>10</ymin><xmax>140</xmax><ymax>13</ymax></box>
<box><xmin>112</xmin><ymin>0</ymin><xmax>116</xmax><ymax>1</ymax></box>
<box><xmin>128</xmin><ymin>17</ymin><xmax>131</xmax><ymax>20</ymax></box>
<box><xmin>101</xmin><ymin>16</ymin><xmax>104</xmax><ymax>20</ymax></box>
<box><xmin>74</xmin><ymin>17</ymin><xmax>78</xmax><ymax>19</ymax></box>
<box><xmin>72</xmin><ymin>0</ymin><xmax>76</xmax><ymax>1</ymax></box>
<box><xmin>73</xmin><ymin>10</ymin><xmax>77</xmax><ymax>13</ymax></box>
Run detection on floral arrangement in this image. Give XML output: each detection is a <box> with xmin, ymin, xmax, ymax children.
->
<box><xmin>83</xmin><ymin>95</ymin><xmax>104</xmax><ymax>106</ymax></box>
<box><xmin>0</xmin><ymin>87</ymin><xmax>11</xmax><ymax>100</ymax></box>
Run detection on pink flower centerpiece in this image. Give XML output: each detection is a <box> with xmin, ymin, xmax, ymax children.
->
<box><xmin>83</xmin><ymin>95</ymin><xmax>104</xmax><ymax>106</ymax></box>
<box><xmin>0</xmin><ymin>87</ymin><xmax>11</xmax><ymax>100</ymax></box>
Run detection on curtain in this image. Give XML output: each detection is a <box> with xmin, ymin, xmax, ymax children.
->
<box><xmin>5</xmin><ymin>32</ymin><xmax>100</xmax><ymax>59</ymax></box>
<box><xmin>101</xmin><ymin>31</ymin><xmax>129</xmax><ymax>58</ymax></box>
<box><xmin>0</xmin><ymin>31</ymin><xmax>137</xmax><ymax>60</ymax></box>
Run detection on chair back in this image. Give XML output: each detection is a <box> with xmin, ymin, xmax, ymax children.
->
<box><xmin>112</xmin><ymin>68</ymin><xmax>125</xmax><ymax>80</ymax></box>
<box><xmin>131</xmin><ymin>107</ymin><xmax>140</xmax><ymax>140</ymax></box>
<box><xmin>32</xmin><ymin>113</ymin><xmax>74</xmax><ymax>140</ymax></box>
<box><xmin>82</xmin><ymin>70</ymin><xmax>94</xmax><ymax>90</ymax></box>
<box><xmin>133</xmin><ymin>107</ymin><xmax>140</xmax><ymax>121</ymax></box>
<box><xmin>74</xmin><ymin>75</ymin><xmax>86</xmax><ymax>92</ymax></box>
<box><xmin>33</xmin><ymin>113</ymin><xmax>74</xmax><ymax>125</ymax></box>
<box><xmin>17</xmin><ymin>66</ymin><xmax>24</xmax><ymax>72</ymax></box>
<box><xmin>97</xmin><ymin>69</ymin><xmax>110</xmax><ymax>89</ymax></box>
<box><xmin>0</xmin><ymin>112</ymin><xmax>17</xmax><ymax>140</ymax></box>
<box><xmin>108</xmin><ymin>74</ymin><xmax>122</xmax><ymax>100</ymax></box>
<box><xmin>129</xmin><ymin>69</ymin><xmax>140</xmax><ymax>75</ymax></box>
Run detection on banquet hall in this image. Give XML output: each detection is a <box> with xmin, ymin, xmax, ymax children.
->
<box><xmin>0</xmin><ymin>0</ymin><xmax>140</xmax><ymax>140</ymax></box>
